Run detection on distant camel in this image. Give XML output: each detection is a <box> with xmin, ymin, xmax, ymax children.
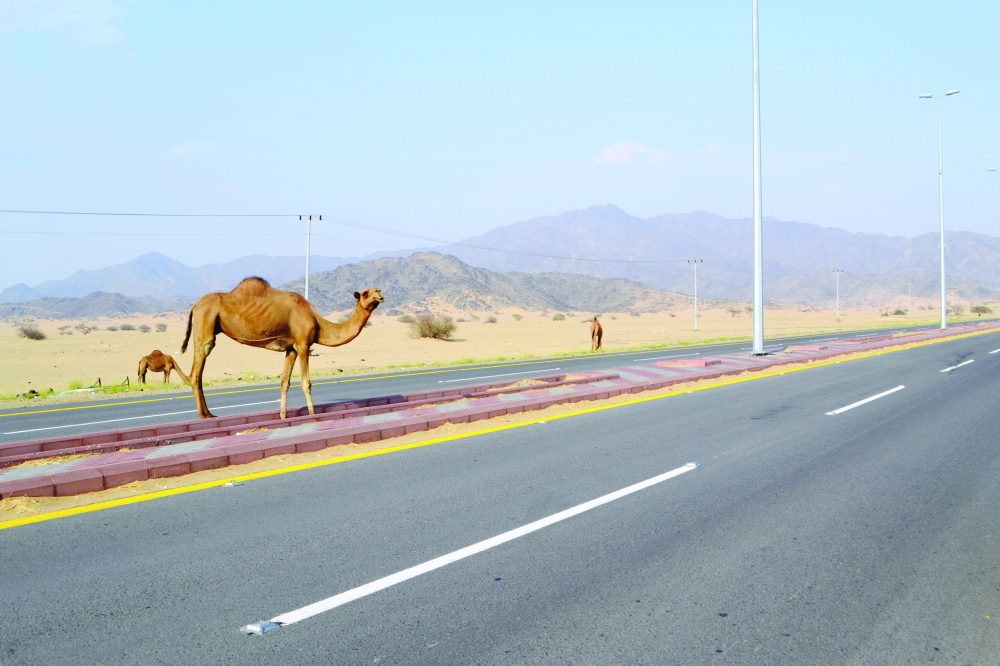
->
<box><xmin>138</xmin><ymin>350</ymin><xmax>189</xmax><ymax>385</ymax></box>
<box><xmin>590</xmin><ymin>317</ymin><xmax>603</xmax><ymax>351</ymax></box>
<box><xmin>181</xmin><ymin>277</ymin><xmax>384</xmax><ymax>419</ymax></box>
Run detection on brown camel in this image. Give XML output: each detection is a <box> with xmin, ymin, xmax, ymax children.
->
<box><xmin>180</xmin><ymin>277</ymin><xmax>384</xmax><ymax>419</ymax></box>
<box><xmin>138</xmin><ymin>350</ymin><xmax>189</xmax><ymax>385</ymax></box>
<box><xmin>590</xmin><ymin>317</ymin><xmax>603</xmax><ymax>351</ymax></box>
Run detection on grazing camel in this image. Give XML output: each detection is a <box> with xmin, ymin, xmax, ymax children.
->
<box><xmin>181</xmin><ymin>277</ymin><xmax>383</xmax><ymax>419</ymax></box>
<box><xmin>590</xmin><ymin>317</ymin><xmax>603</xmax><ymax>351</ymax></box>
<box><xmin>138</xmin><ymin>350</ymin><xmax>189</xmax><ymax>385</ymax></box>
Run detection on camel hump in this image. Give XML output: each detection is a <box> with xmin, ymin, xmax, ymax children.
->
<box><xmin>149</xmin><ymin>349</ymin><xmax>165</xmax><ymax>357</ymax></box>
<box><xmin>231</xmin><ymin>276</ymin><xmax>272</xmax><ymax>296</ymax></box>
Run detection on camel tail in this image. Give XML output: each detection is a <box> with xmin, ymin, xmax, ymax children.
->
<box><xmin>180</xmin><ymin>309</ymin><xmax>194</xmax><ymax>354</ymax></box>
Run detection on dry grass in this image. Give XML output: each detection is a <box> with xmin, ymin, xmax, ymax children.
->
<box><xmin>0</xmin><ymin>301</ymin><xmax>989</xmax><ymax>402</ymax></box>
<box><xmin>12</xmin><ymin>453</ymin><xmax>101</xmax><ymax>468</ymax></box>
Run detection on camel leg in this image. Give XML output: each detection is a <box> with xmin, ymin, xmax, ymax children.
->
<box><xmin>138</xmin><ymin>358</ymin><xmax>147</xmax><ymax>384</ymax></box>
<box><xmin>164</xmin><ymin>366</ymin><xmax>171</xmax><ymax>385</ymax></box>
<box><xmin>297</xmin><ymin>345</ymin><xmax>315</xmax><ymax>415</ymax></box>
<box><xmin>279</xmin><ymin>349</ymin><xmax>298</xmax><ymax>419</ymax></box>
<box><xmin>190</xmin><ymin>338</ymin><xmax>216</xmax><ymax>418</ymax></box>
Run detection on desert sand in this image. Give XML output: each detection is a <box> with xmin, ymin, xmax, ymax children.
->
<box><xmin>1</xmin><ymin>299</ymin><xmax>986</xmax><ymax>401</ymax></box>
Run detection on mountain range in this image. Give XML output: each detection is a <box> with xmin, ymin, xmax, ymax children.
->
<box><xmin>280</xmin><ymin>252</ymin><xmax>696</xmax><ymax>315</ymax></box>
<box><xmin>0</xmin><ymin>252</ymin><xmax>356</xmax><ymax>303</ymax></box>
<box><xmin>434</xmin><ymin>206</ymin><xmax>1000</xmax><ymax>301</ymax></box>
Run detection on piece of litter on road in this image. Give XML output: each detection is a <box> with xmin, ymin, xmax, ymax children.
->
<box><xmin>223</xmin><ymin>481</ymin><xmax>245</xmax><ymax>487</ymax></box>
<box><xmin>537</xmin><ymin>421</ymin><xmax>547</xmax><ymax>424</ymax></box>
<box><xmin>241</xmin><ymin>621</ymin><xmax>281</xmax><ymax>635</ymax></box>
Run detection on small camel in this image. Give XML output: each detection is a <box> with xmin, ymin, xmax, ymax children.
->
<box><xmin>138</xmin><ymin>350</ymin><xmax>189</xmax><ymax>385</ymax></box>
<box><xmin>590</xmin><ymin>317</ymin><xmax>603</xmax><ymax>351</ymax></box>
<box><xmin>181</xmin><ymin>277</ymin><xmax>383</xmax><ymax>419</ymax></box>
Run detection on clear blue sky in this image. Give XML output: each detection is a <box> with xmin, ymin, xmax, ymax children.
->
<box><xmin>1</xmin><ymin>1</ymin><xmax>998</xmax><ymax>289</ymax></box>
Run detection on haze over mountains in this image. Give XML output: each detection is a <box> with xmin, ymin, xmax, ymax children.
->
<box><xmin>4</xmin><ymin>205</ymin><xmax>1000</xmax><ymax>315</ymax></box>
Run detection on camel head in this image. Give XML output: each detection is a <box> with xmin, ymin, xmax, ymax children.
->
<box><xmin>354</xmin><ymin>288</ymin><xmax>384</xmax><ymax>313</ymax></box>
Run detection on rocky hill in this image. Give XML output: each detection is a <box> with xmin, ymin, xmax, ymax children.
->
<box><xmin>281</xmin><ymin>252</ymin><xmax>699</xmax><ymax>314</ymax></box>
<box><xmin>0</xmin><ymin>292</ymin><xmax>191</xmax><ymax>320</ymax></box>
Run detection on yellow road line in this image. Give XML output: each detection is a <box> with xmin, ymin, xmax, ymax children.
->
<box><xmin>1</xmin><ymin>325</ymin><xmax>994</xmax><ymax>532</ymax></box>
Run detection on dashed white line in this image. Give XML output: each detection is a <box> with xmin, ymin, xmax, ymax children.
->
<box><xmin>989</xmin><ymin>349</ymin><xmax>1000</xmax><ymax>354</ymax></box>
<box><xmin>635</xmin><ymin>353</ymin><xmax>700</xmax><ymax>362</ymax></box>
<box><xmin>940</xmin><ymin>359</ymin><xmax>974</xmax><ymax>373</ymax></box>
<box><xmin>240</xmin><ymin>462</ymin><xmax>700</xmax><ymax>635</ymax></box>
<box><xmin>2</xmin><ymin>400</ymin><xmax>280</xmax><ymax>435</ymax></box>
<box><xmin>826</xmin><ymin>385</ymin><xmax>905</xmax><ymax>416</ymax></box>
<box><xmin>439</xmin><ymin>369</ymin><xmax>559</xmax><ymax>384</ymax></box>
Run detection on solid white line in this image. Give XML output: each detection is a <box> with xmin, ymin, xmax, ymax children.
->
<box><xmin>438</xmin><ymin>368</ymin><xmax>560</xmax><ymax>384</ymax></box>
<box><xmin>940</xmin><ymin>359</ymin><xmax>974</xmax><ymax>373</ymax></box>
<box><xmin>826</xmin><ymin>385</ymin><xmax>905</xmax><ymax>415</ymax></box>
<box><xmin>634</xmin><ymin>353</ymin><xmax>700</xmax><ymax>362</ymax></box>
<box><xmin>2</xmin><ymin>400</ymin><xmax>280</xmax><ymax>435</ymax></box>
<box><xmin>989</xmin><ymin>349</ymin><xmax>1000</xmax><ymax>354</ymax></box>
<box><xmin>241</xmin><ymin>462</ymin><xmax>699</xmax><ymax>634</ymax></box>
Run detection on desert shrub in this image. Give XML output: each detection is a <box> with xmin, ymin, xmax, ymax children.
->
<box><xmin>74</xmin><ymin>323</ymin><xmax>93</xmax><ymax>335</ymax></box>
<box><xmin>67</xmin><ymin>379</ymin><xmax>84</xmax><ymax>390</ymax></box>
<box><xmin>610</xmin><ymin>315</ymin><xmax>617</xmax><ymax>320</ymax></box>
<box><xmin>106</xmin><ymin>325</ymin><xmax>119</xmax><ymax>331</ymax></box>
<box><xmin>58</xmin><ymin>325</ymin><xmax>71</xmax><ymax>335</ymax></box>
<box><xmin>155</xmin><ymin>323</ymin><xmax>167</xmax><ymax>332</ymax></box>
<box><xmin>409</xmin><ymin>314</ymin><xmax>456</xmax><ymax>340</ymax></box>
<box><xmin>485</xmin><ymin>315</ymin><xmax>498</xmax><ymax>323</ymax></box>
<box><xmin>552</xmin><ymin>313</ymin><xmax>566</xmax><ymax>321</ymax></box>
<box><xmin>628</xmin><ymin>311</ymin><xmax>641</xmax><ymax>318</ymax></box>
<box><xmin>881</xmin><ymin>311</ymin><xmax>889</xmax><ymax>316</ymax></box>
<box><xmin>727</xmin><ymin>306</ymin><xmax>742</xmax><ymax>318</ymax></box>
<box><xmin>669</xmin><ymin>313</ymin><xmax>676</xmax><ymax>317</ymax></box>
<box><xmin>512</xmin><ymin>314</ymin><xmax>522</xmax><ymax>321</ymax></box>
<box><xmin>892</xmin><ymin>308</ymin><xmax>906</xmax><ymax>315</ymax></box>
<box><xmin>918</xmin><ymin>305</ymin><xmax>926</xmax><ymax>310</ymax></box>
<box><xmin>947</xmin><ymin>305</ymin><xmax>966</xmax><ymax>316</ymax></box>
<box><xmin>16</xmin><ymin>324</ymin><xmax>46</xmax><ymax>340</ymax></box>
<box><xmin>970</xmin><ymin>305</ymin><xmax>993</xmax><ymax>317</ymax></box>
<box><xmin>456</xmin><ymin>317</ymin><xmax>466</xmax><ymax>322</ymax></box>
<box><xmin>470</xmin><ymin>314</ymin><xmax>481</xmax><ymax>322</ymax></box>
<box><xmin>744</xmin><ymin>305</ymin><xmax>753</xmax><ymax>313</ymax></box>
<box><xmin>120</xmin><ymin>323</ymin><xmax>136</xmax><ymax>331</ymax></box>
<box><xmin>397</xmin><ymin>314</ymin><xmax>416</xmax><ymax>323</ymax></box>
<box><xmin>138</xmin><ymin>324</ymin><xmax>151</xmax><ymax>333</ymax></box>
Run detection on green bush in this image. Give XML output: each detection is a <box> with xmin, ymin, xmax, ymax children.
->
<box><xmin>106</xmin><ymin>325</ymin><xmax>119</xmax><ymax>331</ymax></box>
<box><xmin>512</xmin><ymin>314</ymin><xmax>522</xmax><ymax>321</ymax></box>
<box><xmin>552</xmin><ymin>313</ymin><xmax>566</xmax><ymax>321</ymax></box>
<box><xmin>120</xmin><ymin>323</ymin><xmax>136</xmax><ymax>331</ymax></box>
<box><xmin>970</xmin><ymin>305</ymin><xmax>993</xmax><ymax>316</ymax></box>
<box><xmin>397</xmin><ymin>314</ymin><xmax>416</xmax><ymax>323</ymax></box>
<box><xmin>67</xmin><ymin>379</ymin><xmax>84</xmax><ymax>390</ymax></box>
<box><xmin>16</xmin><ymin>324</ymin><xmax>46</xmax><ymax>340</ymax></box>
<box><xmin>138</xmin><ymin>324</ymin><xmax>151</xmax><ymax>333</ymax></box>
<box><xmin>75</xmin><ymin>323</ymin><xmax>93</xmax><ymax>335</ymax></box>
<box><xmin>485</xmin><ymin>315</ymin><xmax>498</xmax><ymax>323</ymax></box>
<box><xmin>892</xmin><ymin>308</ymin><xmax>906</xmax><ymax>315</ymax></box>
<box><xmin>155</xmin><ymin>323</ymin><xmax>167</xmax><ymax>332</ymax></box>
<box><xmin>409</xmin><ymin>314</ymin><xmax>457</xmax><ymax>340</ymax></box>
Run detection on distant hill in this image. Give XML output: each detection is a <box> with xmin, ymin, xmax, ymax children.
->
<box><xmin>0</xmin><ymin>292</ymin><xmax>191</xmax><ymax>320</ymax></box>
<box><xmin>433</xmin><ymin>205</ymin><xmax>1000</xmax><ymax>301</ymax></box>
<box><xmin>280</xmin><ymin>252</ymin><xmax>699</xmax><ymax>314</ymax></box>
<box><xmin>765</xmin><ymin>271</ymin><xmax>1000</xmax><ymax>309</ymax></box>
<box><xmin>0</xmin><ymin>252</ymin><xmax>357</xmax><ymax>303</ymax></box>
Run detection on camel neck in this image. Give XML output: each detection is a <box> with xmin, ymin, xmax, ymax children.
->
<box><xmin>316</xmin><ymin>305</ymin><xmax>371</xmax><ymax>347</ymax></box>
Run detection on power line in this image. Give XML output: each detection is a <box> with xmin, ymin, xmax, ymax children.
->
<box><xmin>0</xmin><ymin>209</ymin><xmax>294</xmax><ymax>218</ymax></box>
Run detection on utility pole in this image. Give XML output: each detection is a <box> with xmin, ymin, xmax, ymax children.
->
<box><xmin>688</xmin><ymin>260</ymin><xmax>703</xmax><ymax>330</ymax></box>
<box><xmin>833</xmin><ymin>269</ymin><xmax>844</xmax><ymax>321</ymax></box>
<box><xmin>301</xmin><ymin>214</ymin><xmax>321</xmax><ymax>301</ymax></box>
<box><xmin>919</xmin><ymin>90</ymin><xmax>959</xmax><ymax>330</ymax></box>
<box><xmin>751</xmin><ymin>0</ymin><xmax>765</xmax><ymax>354</ymax></box>
<box><xmin>905</xmin><ymin>279</ymin><xmax>914</xmax><ymax>317</ymax></box>
<box><xmin>989</xmin><ymin>168</ymin><xmax>998</xmax><ymax>239</ymax></box>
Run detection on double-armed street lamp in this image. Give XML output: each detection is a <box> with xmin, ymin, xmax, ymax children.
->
<box><xmin>919</xmin><ymin>89</ymin><xmax>960</xmax><ymax>330</ymax></box>
<box><xmin>750</xmin><ymin>0</ymin><xmax>765</xmax><ymax>354</ymax></box>
<box><xmin>989</xmin><ymin>168</ymin><xmax>999</xmax><ymax>239</ymax></box>
<box><xmin>905</xmin><ymin>279</ymin><xmax>914</xmax><ymax>317</ymax></box>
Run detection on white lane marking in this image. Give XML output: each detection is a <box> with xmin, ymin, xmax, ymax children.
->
<box><xmin>826</xmin><ymin>385</ymin><xmax>905</xmax><ymax>415</ymax></box>
<box><xmin>438</xmin><ymin>368</ymin><xmax>559</xmax><ymax>384</ymax></box>
<box><xmin>940</xmin><ymin>359</ymin><xmax>974</xmax><ymax>373</ymax></box>
<box><xmin>635</xmin><ymin>353</ymin><xmax>700</xmax><ymax>362</ymax></box>
<box><xmin>808</xmin><ymin>337</ymin><xmax>840</xmax><ymax>342</ymax></box>
<box><xmin>989</xmin><ymin>349</ymin><xmax>1000</xmax><ymax>354</ymax></box>
<box><xmin>2</xmin><ymin>400</ymin><xmax>280</xmax><ymax>435</ymax></box>
<box><xmin>241</xmin><ymin>462</ymin><xmax>700</xmax><ymax>634</ymax></box>
<box><xmin>739</xmin><ymin>345</ymin><xmax>784</xmax><ymax>351</ymax></box>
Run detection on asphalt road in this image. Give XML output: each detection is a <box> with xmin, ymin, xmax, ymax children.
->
<box><xmin>3</xmin><ymin>327</ymin><xmax>999</xmax><ymax>664</ymax></box>
<box><xmin>0</xmin><ymin>322</ymin><xmax>949</xmax><ymax>444</ymax></box>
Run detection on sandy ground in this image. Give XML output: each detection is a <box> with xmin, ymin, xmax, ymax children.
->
<box><xmin>2</xmin><ymin>327</ymin><xmax>986</xmax><ymax>526</ymax></box>
<box><xmin>0</xmin><ymin>302</ymin><xmax>987</xmax><ymax>401</ymax></box>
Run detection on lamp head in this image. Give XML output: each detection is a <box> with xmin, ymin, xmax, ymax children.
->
<box><xmin>918</xmin><ymin>94</ymin><xmax>933</xmax><ymax>99</ymax></box>
<box><xmin>989</xmin><ymin>168</ymin><xmax>997</xmax><ymax>172</ymax></box>
<box><xmin>946</xmin><ymin>89</ymin><xmax>960</xmax><ymax>95</ymax></box>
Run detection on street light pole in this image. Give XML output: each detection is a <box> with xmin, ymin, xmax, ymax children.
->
<box><xmin>301</xmin><ymin>214</ymin><xmax>321</xmax><ymax>302</ymax></box>
<box><xmin>989</xmin><ymin>168</ymin><xmax>998</xmax><ymax>239</ymax></box>
<box><xmin>920</xmin><ymin>90</ymin><xmax>959</xmax><ymax>330</ymax></box>
<box><xmin>833</xmin><ymin>269</ymin><xmax>844</xmax><ymax>321</ymax></box>
<box><xmin>688</xmin><ymin>260</ymin><xmax>703</xmax><ymax>330</ymax></box>
<box><xmin>751</xmin><ymin>0</ymin><xmax>765</xmax><ymax>354</ymax></box>
<box><xmin>905</xmin><ymin>280</ymin><xmax>914</xmax><ymax>317</ymax></box>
